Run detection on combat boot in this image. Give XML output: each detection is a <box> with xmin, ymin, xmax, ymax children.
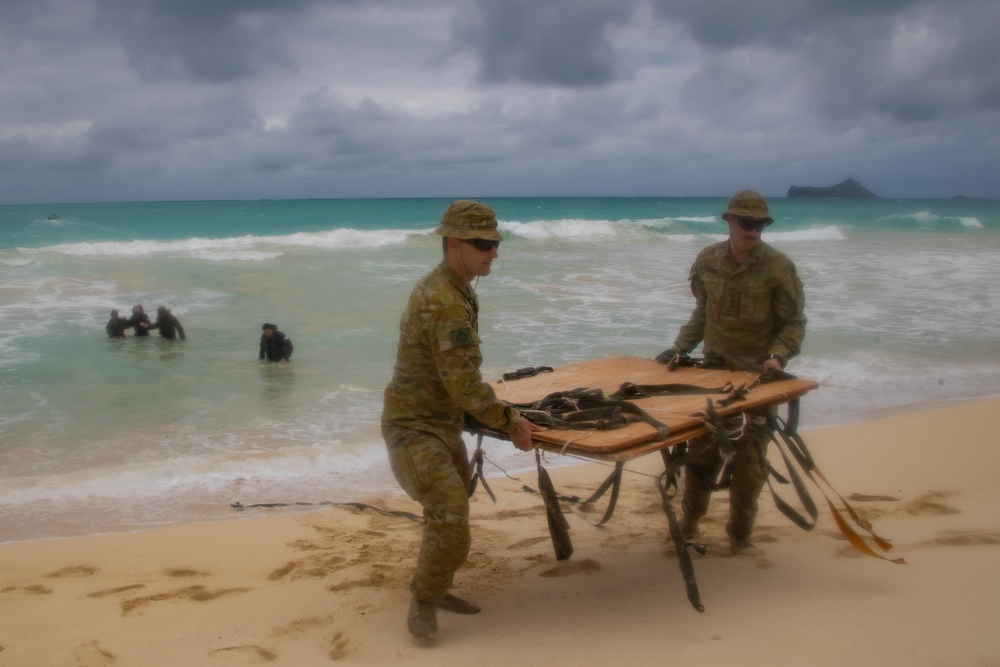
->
<box><xmin>407</xmin><ymin>598</ymin><xmax>438</xmax><ymax>643</ymax></box>
<box><xmin>438</xmin><ymin>593</ymin><xmax>480</xmax><ymax>615</ymax></box>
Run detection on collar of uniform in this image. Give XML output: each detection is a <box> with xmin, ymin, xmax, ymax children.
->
<box><xmin>721</xmin><ymin>239</ymin><xmax>767</xmax><ymax>264</ymax></box>
<box><xmin>439</xmin><ymin>259</ymin><xmax>477</xmax><ymax>299</ymax></box>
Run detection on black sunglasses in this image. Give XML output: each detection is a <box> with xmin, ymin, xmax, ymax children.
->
<box><xmin>463</xmin><ymin>238</ymin><xmax>500</xmax><ymax>251</ymax></box>
<box><xmin>735</xmin><ymin>217</ymin><xmax>770</xmax><ymax>232</ymax></box>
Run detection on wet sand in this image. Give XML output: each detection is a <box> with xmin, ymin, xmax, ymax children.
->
<box><xmin>2</xmin><ymin>397</ymin><xmax>999</xmax><ymax>665</ymax></box>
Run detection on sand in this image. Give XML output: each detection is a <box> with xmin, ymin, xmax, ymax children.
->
<box><xmin>2</xmin><ymin>397</ymin><xmax>999</xmax><ymax>666</ymax></box>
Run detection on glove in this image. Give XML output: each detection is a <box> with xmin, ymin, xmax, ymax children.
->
<box><xmin>655</xmin><ymin>348</ymin><xmax>683</xmax><ymax>365</ymax></box>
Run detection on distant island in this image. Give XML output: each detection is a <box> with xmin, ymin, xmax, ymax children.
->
<box><xmin>787</xmin><ymin>178</ymin><xmax>878</xmax><ymax>198</ymax></box>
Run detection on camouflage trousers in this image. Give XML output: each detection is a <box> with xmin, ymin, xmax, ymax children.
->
<box><xmin>383</xmin><ymin>426</ymin><xmax>471</xmax><ymax>604</ymax></box>
<box><xmin>682</xmin><ymin>409</ymin><xmax>772</xmax><ymax>542</ymax></box>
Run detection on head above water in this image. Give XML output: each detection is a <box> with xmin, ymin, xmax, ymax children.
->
<box><xmin>262</xmin><ymin>323</ymin><xmax>275</xmax><ymax>332</ymax></box>
<box><xmin>434</xmin><ymin>200</ymin><xmax>503</xmax><ymax>242</ymax></box>
<box><xmin>721</xmin><ymin>190</ymin><xmax>773</xmax><ymax>225</ymax></box>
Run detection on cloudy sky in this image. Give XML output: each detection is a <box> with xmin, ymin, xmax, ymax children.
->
<box><xmin>1</xmin><ymin>0</ymin><xmax>997</xmax><ymax>204</ymax></box>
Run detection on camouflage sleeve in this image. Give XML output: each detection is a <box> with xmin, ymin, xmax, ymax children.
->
<box><xmin>673</xmin><ymin>260</ymin><xmax>707</xmax><ymax>353</ymax></box>
<box><xmin>432</xmin><ymin>304</ymin><xmax>520</xmax><ymax>433</ymax></box>
<box><xmin>769</xmin><ymin>261</ymin><xmax>807</xmax><ymax>361</ymax></box>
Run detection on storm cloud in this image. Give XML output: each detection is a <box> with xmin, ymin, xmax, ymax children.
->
<box><xmin>1</xmin><ymin>0</ymin><xmax>997</xmax><ymax>203</ymax></box>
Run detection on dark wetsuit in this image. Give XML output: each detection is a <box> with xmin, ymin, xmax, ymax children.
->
<box><xmin>152</xmin><ymin>311</ymin><xmax>186</xmax><ymax>340</ymax></box>
<box><xmin>260</xmin><ymin>330</ymin><xmax>293</xmax><ymax>361</ymax></box>
<box><xmin>125</xmin><ymin>311</ymin><xmax>152</xmax><ymax>336</ymax></box>
<box><xmin>106</xmin><ymin>316</ymin><xmax>127</xmax><ymax>339</ymax></box>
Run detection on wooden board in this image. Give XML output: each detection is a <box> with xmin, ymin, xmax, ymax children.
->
<box><xmin>482</xmin><ymin>356</ymin><xmax>819</xmax><ymax>461</ymax></box>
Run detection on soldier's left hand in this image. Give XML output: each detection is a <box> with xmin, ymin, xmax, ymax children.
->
<box><xmin>511</xmin><ymin>418</ymin><xmax>544</xmax><ymax>451</ymax></box>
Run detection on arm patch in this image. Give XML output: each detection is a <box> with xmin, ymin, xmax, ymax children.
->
<box><xmin>448</xmin><ymin>327</ymin><xmax>475</xmax><ymax>348</ymax></box>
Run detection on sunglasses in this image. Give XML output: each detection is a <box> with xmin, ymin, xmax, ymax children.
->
<box><xmin>735</xmin><ymin>217</ymin><xmax>770</xmax><ymax>232</ymax></box>
<box><xmin>463</xmin><ymin>238</ymin><xmax>500</xmax><ymax>252</ymax></box>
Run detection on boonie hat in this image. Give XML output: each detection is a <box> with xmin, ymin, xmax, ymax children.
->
<box><xmin>434</xmin><ymin>200</ymin><xmax>503</xmax><ymax>242</ymax></box>
<box><xmin>722</xmin><ymin>190</ymin><xmax>773</xmax><ymax>224</ymax></box>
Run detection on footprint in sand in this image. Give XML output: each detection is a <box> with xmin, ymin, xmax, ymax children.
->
<box><xmin>74</xmin><ymin>640</ymin><xmax>117</xmax><ymax>666</ymax></box>
<box><xmin>45</xmin><ymin>565</ymin><xmax>101</xmax><ymax>578</ymax></box>
<box><xmin>849</xmin><ymin>493</ymin><xmax>900</xmax><ymax>502</ymax></box>
<box><xmin>269</xmin><ymin>555</ymin><xmax>356</xmax><ymax>581</ymax></box>
<box><xmin>538</xmin><ymin>558</ymin><xmax>602</xmax><ymax>577</ymax></box>
<box><xmin>121</xmin><ymin>585</ymin><xmax>251</xmax><ymax>616</ymax></box>
<box><xmin>268</xmin><ymin>561</ymin><xmax>301</xmax><ymax>580</ymax></box>
<box><xmin>2</xmin><ymin>584</ymin><xmax>52</xmax><ymax>595</ymax></box>
<box><xmin>510</xmin><ymin>536</ymin><xmax>549</xmax><ymax>549</ymax></box>
<box><xmin>906</xmin><ymin>491</ymin><xmax>960</xmax><ymax>516</ymax></box>
<box><xmin>164</xmin><ymin>568</ymin><xmax>208</xmax><ymax>577</ymax></box>
<box><xmin>328</xmin><ymin>631</ymin><xmax>351</xmax><ymax>660</ymax></box>
<box><xmin>208</xmin><ymin>645</ymin><xmax>277</xmax><ymax>663</ymax></box>
<box><xmin>326</xmin><ymin>577</ymin><xmax>374</xmax><ymax>592</ymax></box>
<box><xmin>87</xmin><ymin>584</ymin><xmax>146</xmax><ymax>599</ymax></box>
<box><xmin>269</xmin><ymin>615</ymin><xmax>333</xmax><ymax>639</ymax></box>
<box><xmin>921</xmin><ymin>530</ymin><xmax>1000</xmax><ymax>548</ymax></box>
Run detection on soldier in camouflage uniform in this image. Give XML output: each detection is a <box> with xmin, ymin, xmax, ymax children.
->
<box><xmin>382</xmin><ymin>200</ymin><xmax>540</xmax><ymax>643</ymax></box>
<box><xmin>656</xmin><ymin>190</ymin><xmax>806</xmax><ymax>553</ymax></box>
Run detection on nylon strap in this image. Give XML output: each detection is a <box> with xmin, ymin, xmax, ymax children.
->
<box><xmin>765</xmin><ymin>402</ymin><xmax>904</xmax><ymax>564</ymax></box>
<box><xmin>656</xmin><ymin>471</ymin><xmax>706</xmax><ymax>612</ymax></box>
<box><xmin>467</xmin><ymin>433</ymin><xmax>497</xmax><ymax>503</ymax></box>
<box><xmin>535</xmin><ymin>449</ymin><xmax>574</xmax><ymax>561</ymax></box>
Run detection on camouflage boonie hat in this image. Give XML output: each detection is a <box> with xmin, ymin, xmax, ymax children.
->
<box><xmin>722</xmin><ymin>190</ymin><xmax>773</xmax><ymax>224</ymax></box>
<box><xmin>434</xmin><ymin>200</ymin><xmax>503</xmax><ymax>241</ymax></box>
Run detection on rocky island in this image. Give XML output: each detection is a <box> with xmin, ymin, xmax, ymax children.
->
<box><xmin>787</xmin><ymin>178</ymin><xmax>878</xmax><ymax>198</ymax></box>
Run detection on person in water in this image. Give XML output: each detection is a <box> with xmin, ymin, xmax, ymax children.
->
<box><xmin>259</xmin><ymin>323</ymin><xmax>293</xmax><ymax>363</ymax></box>
<box><xmin>124</xmin><ymin>305</ymin><xmax>152</xmax><ymax>336</ymax></box>
<box><xmin>106</xmin><ymin>309</ymin><xmax>127</xmax><ymax>339</ymax></box>
<box><xmin>150</xmin><ymin>306</ymin><xmax>186</xmax><ymax>340</ymax></box>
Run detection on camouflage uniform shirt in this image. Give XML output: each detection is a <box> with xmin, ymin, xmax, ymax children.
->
<box><xmin>382</xmin><ymin>260</ymin><xmax>520</xmax><ymax>440</ymax></box>
<box><xmin>674</xmin><ymin>240</ymin><xmax>806</xmax><ymax>371</ymax></box>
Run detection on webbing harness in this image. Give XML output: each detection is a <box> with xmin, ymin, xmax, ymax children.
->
<box><xmin>470</xmin><ymin>366</ymin><xmax>904</xmax><ymax>612</ymax></box>
<box><xmin>763</xmin><ymin>403</ymin><xmax>904</xmax><ymax>564</ymax></box>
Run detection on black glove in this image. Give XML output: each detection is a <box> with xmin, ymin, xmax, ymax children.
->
<box><xmin>655</xmin><ymin>348</ymin><xmax>683</xmax><ymax>365</ymax></box>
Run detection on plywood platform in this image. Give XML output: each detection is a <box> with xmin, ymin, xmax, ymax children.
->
<box><xmin>480</xmin><ymin>356</ymin><xmax>819</xmax><ymax>461</ymax></box>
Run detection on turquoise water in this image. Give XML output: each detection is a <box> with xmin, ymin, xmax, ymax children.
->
<box><xmin>2</xmin><ymin>196</ymin><xmax>999</xmax><ymax>542</ymax></box>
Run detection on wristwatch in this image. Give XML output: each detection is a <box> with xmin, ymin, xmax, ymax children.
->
<box><xmin>765</xmin><ymin>353</ymin><xmax>785</xmax><ymax>368</ymax></box>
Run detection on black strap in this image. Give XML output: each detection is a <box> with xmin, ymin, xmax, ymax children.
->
<box><xmin>513</xmin><ymin>387</ymin><xmax>671</xmax><ymax>440</ymax></box>
<box><xmin>535</xmin><ymin>450</ymin><xmax>574</xmax><ymax>561</ymax></box>
<box><xmin>763</xmin><ymin>427</ymin><xmax>819</xmax><ymax>530</ymax></box>
<box><xmin>501</xmin><ymin>366</ymin><xmax>554</xmax><ymax>381</ymax></box>
<box><xmin>467</xmin><ymin>433</ymin><xmax>497</xmax><ymax>503</ymax></box>
<box><xmin>763</xmin><ymin>401</ymin><xmax>904</xmax><ymax>564</ymax></box>
<box><xmin>580</xmin><ymin>461</ymin><xmax>625</xmax><ymax>526</ymax></box>
<box><xmin>656</xmin><ymin>471</ymin><xmax>706</xmax><ymax>612</ymax></box>
<box><xmin>689</xmin><ymin>398</ymin><xmax>736</xmax><ymax>459</ymax></box>
<box><xmin>611</xmin><ymin>381</ymin><xmax>734</xmax><ymax>399</ymax></box>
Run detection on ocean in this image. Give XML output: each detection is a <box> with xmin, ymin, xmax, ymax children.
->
<box><xmin>2</xmin><ymin>196</ymin><xmax>998</xmax><ymax>543</ymax></box>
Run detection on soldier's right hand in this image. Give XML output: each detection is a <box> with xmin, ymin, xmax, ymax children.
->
<box><xmin>655</xmin><ymin>348</ymin><xmax>681</xmax><ymax>364</ymax></box>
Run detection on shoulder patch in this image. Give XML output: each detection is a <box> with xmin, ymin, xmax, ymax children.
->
<box><xmin>449</xmin><ymin>327</ymin><xmax>475</xmax><ymax>348</ymax></box>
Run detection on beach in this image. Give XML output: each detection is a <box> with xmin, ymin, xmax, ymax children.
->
<box><xmin>3</xmin><ymin>196</ymin><xmax>1000</xmax><ymax>544</ymax></box>
<box><xmin>2</xmin><ymin>396</ymin><xmax>998</xmax><ymax>666</ymax></box>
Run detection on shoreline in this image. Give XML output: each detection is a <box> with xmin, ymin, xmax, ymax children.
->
<box><xmin>0</xmin><ymin>394</ymin><xmax>1000</xmax><ymax>546</ymax></box>
<box><xmin>3</xmin><ymin>390</ymin><xmax>998</xmax><ymax>547</ymax></box>
<box><xmin>2</xmin><ymin>397</ymin><xmax>1000</xmax><ymax>664</ymax></box>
